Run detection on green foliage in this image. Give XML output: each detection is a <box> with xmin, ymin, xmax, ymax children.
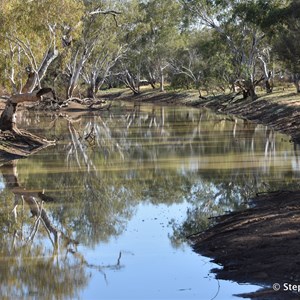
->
<box><xmin>262</xmin><ymin>0</ymin><xmax>300</xmax><ymax>75</ymax></box>
<box><xmin>0</xmin><ymin>0</ymin><xmax>84</xmax><ymax>92</ymax></box>
<box><xmin>0</xmin><ymin>0</ymin><xmax>300</xmax><ymax>95</ymax></box>
<box><xmin>273</xmin><ymin>24</ymin><xmax>300</xmax><ymax>74</ymax></box>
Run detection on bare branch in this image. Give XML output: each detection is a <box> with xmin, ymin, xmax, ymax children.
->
<box><xmin>0</xmin><ymin>96</ymin><xmax>10</xmax><ymax>100</ymax></box>
<box><xmin>10</xmin><ymin>88</ymin><xmax>52</xmax><ymax>104</ymax></box>
<box><xmin>88</xmin><ymin>9</ymin><xmax>121</xmax><ymax>16</ymax></box>
<box><xmin>88</xmin><ymin>8</ymin><xmax>121</xmax><ymax>27</ymax></box>
<box><xmin>6</xmin><ymin>35</ymin><xmax>39</xmax><ymax>85</ymax></box>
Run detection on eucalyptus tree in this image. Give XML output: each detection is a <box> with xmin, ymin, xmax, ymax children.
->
<box><xmin>181</xmin><ymin>0</ymin><xmax>283</xmax><ymax>99</ymax></box>
<box><xmin>169</xmin><ymin>31</ymin><xmax>205</xmax><ymax>92</ymax></box>
<box><xmin>262</xmin><ymin>0</ymin><xmax>300</xmax><ymax>92</ymax></box>
<box><xmin>115</xmin><ymin>0</ymin><xmax>183</xmax><ymax>94</ymax></box>
<box><xmin>113</xmin><ymin>5</ymin><xmax>146</xmax><ymax>95</ymax></box>
<box><xmin>169</xmin><ymin>29</ymin><xmax>234</xmax><ymax>95</ymax></box>
<box><xmin>82</xmin><ymin>41</ymin><xmax>125</xmax><ymax>98</ymax></box>
<box><xmin>65</xmin><ymin>0</ymin><xmax>125</xmax><ymax>99</ymax></box>
<box><xmin>0</xmin><ymin>0</ymin><xmax>84</xmax><ymax>147</ymax></box>
<box><xmin>0</xmin><ymin>0</ymin><xmax>83</xmax><ymax>94</ymax></box>
<box><xmin>112</xmin><ymin>0</ymin><xmax>150</xmax><ymax>94</ymax></box>
<box><xmin>274</xmin><ymin>26</ymin><xmax>300</xmax><ymax>93</ymax></box>
<box><xmin>138</xmin><ymin>0</ymin><xmax>183</xmax><ymax>92</ymax></box>
<box><xmin>95</xmin><ymin>1</ymin><xmax>153</xmax><ymax>93</ymax></box>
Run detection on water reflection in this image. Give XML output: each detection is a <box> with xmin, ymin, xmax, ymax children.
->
<box><xmin>0</xmin><ymin>162</ymin><xmax>87</xmax><ymax>299</ymax></box>
<box><xmin>0</xmin><ymin>103</ymin><xmax>299</xmax><ymax>298</ymax></box>
<box><xmin>0</xmin><ymin>161</ymin><xmax>127</xmax><ymax>299</ymax></box>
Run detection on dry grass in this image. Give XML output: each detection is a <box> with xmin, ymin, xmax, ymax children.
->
<box><xmin>257</xmin><ymin>86</ymin><xmax>300</xmax><ymax>104</ymax></box>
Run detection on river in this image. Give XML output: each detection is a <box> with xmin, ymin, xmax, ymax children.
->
<box><xmin>0</xmin><ymin>102</ymin><xmax>299</xmax><ymax>299</ymax></box>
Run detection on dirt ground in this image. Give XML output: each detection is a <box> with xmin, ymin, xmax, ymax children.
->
<box><xmin>189</xmin><ymin>191</ymin><xmax>300</xmax><ymax>299</ymax></box>
<box><xmin>193</xmin><ymin>91</ymin><xmax>300</xmax><ymax>144</ymax></box>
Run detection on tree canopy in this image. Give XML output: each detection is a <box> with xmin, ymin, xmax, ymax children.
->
<box><xmin>0</xmin><ymin>0</ymin><xmax>299</xmax><ymax>98</ymax></box>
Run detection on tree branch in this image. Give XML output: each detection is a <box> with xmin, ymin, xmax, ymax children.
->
<box><xmin>88</xmin><ymin>9</ymin><xmax>121</xmax><ymax>16</ymax></box>
<box><xmin>88</xmin><ymin>9</ymin><xmax>121</xmax><ymax>27</ymax></box>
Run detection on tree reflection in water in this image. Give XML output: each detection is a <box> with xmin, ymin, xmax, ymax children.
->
<box><xmin>0</xmin><ymin>162</ymin><xmax>124</xmax><ymax>299</ymax></box>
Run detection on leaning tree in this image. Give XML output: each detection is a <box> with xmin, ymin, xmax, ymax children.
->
<box><xmin>0</xmin><ymin>0</ymin><xmax>84</xmax><ymax>157</ymax></box>
<box><xmin>0</xmin><ymin>86</ymin><xmax>54</xmax><ymax>158</ymax></box>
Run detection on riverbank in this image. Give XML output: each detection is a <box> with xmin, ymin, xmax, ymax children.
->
<box><xmin>189</xmin><ymin>190</ymin><xmax>300</xmax><ymax>299</ymax></box>
<box><xmin>107</xmin><ymin>87</ymin><xmax>300</xmax><ymax>143</ymax></box>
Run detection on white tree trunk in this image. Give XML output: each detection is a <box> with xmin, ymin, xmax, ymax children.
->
<box><xmin>159</xmin><ymin>67</ymin><xmax>165</xmax><ymax>92</ymax></box>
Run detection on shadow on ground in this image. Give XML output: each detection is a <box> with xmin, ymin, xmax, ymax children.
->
<box><xmin>190</xmin><ymin>190</ymin><xmax>300</xmax><ymax>299</ymax></box>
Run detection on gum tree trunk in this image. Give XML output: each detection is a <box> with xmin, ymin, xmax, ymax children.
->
<box><xmin>21</xmin><ymin>48</ymin><xmax>58</xmax><ymax>93</ymax></box>
<box><xmin>159</xmin><ymin>67</ymin><xmax>165</xmax><ymax>92</ymax></box>
<box><xmin>0</xmin><ymin>88</ymin><xmax>52</xmax><ymax>132</ymax></box>
<box><xmin>293</xmin><ymin>74</ymin><xmax>300</xmax><ymax>93</ymax></box>
<box><xmin>0</xmin><ymin>88</ymin><xmax>54</xmax><ymax>157</ymax></box>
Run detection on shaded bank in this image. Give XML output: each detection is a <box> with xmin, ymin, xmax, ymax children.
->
<box><xmin>189</xmin><ymin>191</ymin><xmax>300</xmax><ymax>299</ymax></box>
<box><xmin>192</xmin><ymin>92</ymin><xmax>300</xmax><ymax>144</ymax></box>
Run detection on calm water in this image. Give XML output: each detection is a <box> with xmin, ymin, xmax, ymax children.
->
<box><xmin>0</xmin><ymin>102</ymin><xmax>299</xmax><ymax>299</ymax></box>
